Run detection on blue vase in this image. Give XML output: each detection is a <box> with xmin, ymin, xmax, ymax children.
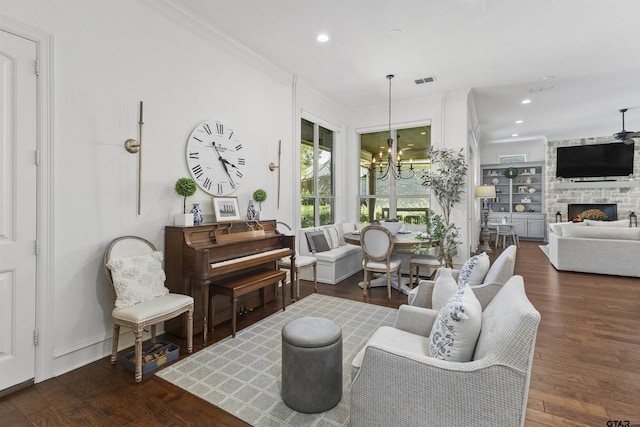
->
<box><xmin>192</xmin><ymin>203</ymin><xmax>204</xmax><ymax>225</ymax></box>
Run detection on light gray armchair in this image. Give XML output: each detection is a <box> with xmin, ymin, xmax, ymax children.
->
<box><xmin>350</xmin><ymin>275</ymin><xmax>540</xmax><ymax>427</ymax></box>
<box><xmin>408</xmin><ymin>244</ymin><xmax>517</xmax><ymax>310</ymax></box>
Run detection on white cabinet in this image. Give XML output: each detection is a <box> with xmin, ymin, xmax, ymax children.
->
<box><xmin>488</xmin><ymin>213</ymin><xmax>547</xmax><ymax>241</ymax></box>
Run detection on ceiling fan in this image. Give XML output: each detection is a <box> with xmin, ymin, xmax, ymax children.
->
<box><xmin>613</xmin><ymin>108</ymin><xmax>640</xmax><ymax>145</ymax></box>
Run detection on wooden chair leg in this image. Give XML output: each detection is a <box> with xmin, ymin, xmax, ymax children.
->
<box><xmin>134</xmin><ymin>327</ymin><xmax>143</xmax><ymax>383</ymax></box>
<box><xmin>386</xmin><ymin>270</ymin><xmax>392</xmax><ymax>299</ymax></box>
<box><xmin>111</xmin><ymin>324</ymin><xmax>120</xmax><ymax>365</ymax></box>
<box><xmin>186</xmin><ymin>306</ymin><xmax>193</xmax><ymax>353</ymax></box>
<box><xmin>295</xmin><ymin>267</ymin><xmax>301</xmax><ymax>301</ymax></box>
<box><xmin>363</xmin><ymin>270</ymin><xmax>369</xmax><ymax>296</ymax></box>
<box><xmin>409</xmin><ymin>264</ymin><xmax>414</xmax><ymax>288</ymax></box>
<box><xmin>312</xmin><ymin>263</ymin><xmax>317</xmax><ymax>293</ymax></box>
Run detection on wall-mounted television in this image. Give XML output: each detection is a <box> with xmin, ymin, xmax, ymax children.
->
<box><xmin>556</xmin><ymin>142</ymin><xmax>634</xmax><ymax>179</ymax></box>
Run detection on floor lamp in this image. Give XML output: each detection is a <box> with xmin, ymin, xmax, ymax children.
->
<box><xmin>475</xmin><ymin>185</ymin><xmax>496</xmax><ymax>253</ymax></box>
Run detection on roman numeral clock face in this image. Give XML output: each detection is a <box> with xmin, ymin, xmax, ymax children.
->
<box><xmin>186</xmin><ymin>119</ymin><xmax>246</xmax><ymax>195</ymax></box>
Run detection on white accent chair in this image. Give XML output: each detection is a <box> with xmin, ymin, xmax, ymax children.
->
<box><xmin>103</xmin><ymin>236</ymin><xmax>194</xmax><ymax>383</ymax></box>
<box><xmin>350</xmin><ymin>275</ymin><xmax>540</xmax><ymax>427</ymax></box>
<box><xmin>276</xmin><ymin>222</ymin><xmax>317</xmax><ymax>301</ymax></box>
<box><xmin>361</xmin><ymin>225</ymin><xmax>402</xmax><ymax>299</ymax></box>
<box><xmin>408</xmin><ymin>245</ymin><xmax>517</xmax><ymax>311</ymax></box>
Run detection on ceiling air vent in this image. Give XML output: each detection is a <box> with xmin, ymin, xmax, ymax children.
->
<box><xmin>415</xmin><ymin>76</ymin><xmax>435</xmax><ymax>85</ymax></box>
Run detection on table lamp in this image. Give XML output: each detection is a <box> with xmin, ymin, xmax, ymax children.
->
<box><xmin>475</xmin><ymin>185</ymin><xmax>496</xmax><ymax>253</ymax></box>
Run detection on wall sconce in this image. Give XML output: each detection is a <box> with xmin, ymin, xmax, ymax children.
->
<box><xmin>124</xmin><ymin>101</ymin><xmax>143</xmax><ymax>215</ymax></box>
<box><xmin>268</xmin><ymin>140</ymin><xmax>281</xmax><ymax>208</ymax></box>
<box><xmin>555</xmin><ymin>211</ymin><xmax>562</xmax><ymax>223</ymax></box>
<box><xmin>630</xmin><ymin>211</ymin><xmax>637</xmax><ymax>227</ymax></box>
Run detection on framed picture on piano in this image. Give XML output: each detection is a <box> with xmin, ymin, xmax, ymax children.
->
<box><xmin>212</xmin><ymin>196</ymin><xmax>242</xmax><ymax>222</ymax></box>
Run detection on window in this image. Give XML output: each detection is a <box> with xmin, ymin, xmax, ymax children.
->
<box><xmin>359</xmin><ymin>125</ymin><xmax>431</xmax><ymax>224</ymax></box>
<box><xmin>301</xmin><ymin>118</ymin><xmax>334</xmax><ymax>228</ymax></box>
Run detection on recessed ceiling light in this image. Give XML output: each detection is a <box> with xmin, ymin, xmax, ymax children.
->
<box><xmin>542</xmin><ymin>75</ymin><xmax>555</xmax><ymax>81</ymax></box>
<box><xmin>389</xmin><ymin>29</ymin><xmax>402</xmax><ymax>36</ymax></box>
<box><xmin>512</xmin><ymin>133</ymin><xmax>519</xmax><ymax>137</ymax></box>
<box><xmin>515</xmin><ymin>120</ymin><xmax>523</xmax><ymax>124</ymax></box>
<box><xmin>521</xmin><ymin>99</ymin><xmax>531</xmax><ymax>104</ymax></box>
<box><xmin>317</xmin><ymin>33</ymin><xmax>329</xmax><ymax>42</ymax></box>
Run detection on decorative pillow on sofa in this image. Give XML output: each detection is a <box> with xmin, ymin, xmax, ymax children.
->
<box><xmin>322</xmin><ymin>226</ymin><xmax>341</xmax><ymax>249</ymax></box>
<box><xmin>429</xmin><ymin>284</ymin><xmax>482</xmax><ymax>362</ymax></box>
<box><xmin>584</xmin><ymin>219</ymin><xmax>629</xmax><ymax>228</ymax></box>
<box><xmin>106</xmin><ymin>251</ymin><xmax>169</xmax><ymax>309</ymax></box>
<box><xmin>305</xmin><ymin>230</ymin><xmax>331</xmax><ymax>253</ymax></box>
<box><xmin>458</xmin><ymin>252</ymin><xmax>490</xmax><ymax>286</ymax></box>
<box><xmin>431</xmin><ymin>268</ymin><xmax>459</xmax><ymax>310</ymax></box>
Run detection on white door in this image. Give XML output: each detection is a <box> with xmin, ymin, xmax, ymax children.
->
<box><xmin>0</xmin><ymin>30</ymin><xmax>38</xmax><ymax>392</ymax></box>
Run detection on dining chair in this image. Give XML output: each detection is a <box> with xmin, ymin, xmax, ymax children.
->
<box><xmin>495</xmin><ymin>223</ymin><xmax>519</xmax><ymax>248</ymax></box>
<box><xmin>360</xmin><ymin>225</ymin><xmax>402</xmax><ymax>299</ymax></box>
<box><xmin>103</xmin><ymin>236</ymin><xmax>194</xmax><ymax>383</ymax></box>
<box><xmin>408</xmin><ymin>250</ymin><xmax>442</xmax><ymax>287</ymax></box>
<box><xmin>276</xmin><ymin>222</ymin><xmax>317</xmax><ymax>301</ymax></box>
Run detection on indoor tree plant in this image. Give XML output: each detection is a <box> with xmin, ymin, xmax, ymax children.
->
<box><xmin>174</xmin><ymin>177</ymin><xmax>197</xmax><ymax>226</ymax></box>
<box><xmin>418</xmin><ymin>148</ymin><xmax>468</xmax><ymax>265</ymax></box>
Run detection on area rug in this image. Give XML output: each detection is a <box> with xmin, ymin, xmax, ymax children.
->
<box><xmin>157</xmin><ymin>293</ymin><xmax>398</xmax><ymax>427</ymax></box>
<box><xmin>539</xmin><ymin>244</ymin><xmax>550</xmax><ymax>258</ymax></box>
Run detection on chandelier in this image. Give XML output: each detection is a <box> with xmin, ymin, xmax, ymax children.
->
<box><xmin>370</xmin><ymin>74</ymin><xmax>415</xmax><ymax>180</ymax></box>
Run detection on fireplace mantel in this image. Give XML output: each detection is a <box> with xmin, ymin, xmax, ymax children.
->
<box><xmin>551</xmin><ymin>180</ymin><xmax>640</xmax><ymax>189</ymax></box>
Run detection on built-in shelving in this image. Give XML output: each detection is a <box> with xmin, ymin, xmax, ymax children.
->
<box><xmin>481</xmin><ymin>161</ymin><xmax>547</xmax><ymax>241</ymax></box>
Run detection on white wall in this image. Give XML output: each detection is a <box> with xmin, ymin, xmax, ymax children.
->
<box><xmin>0</xmin><ymin>0</ymin><xmax>349</xmax><ymax>378</ymax></box>
<box><xmin>480</xmin><ymin>137</ymin><xmax>546</xmax><ymax>165</ymax></box>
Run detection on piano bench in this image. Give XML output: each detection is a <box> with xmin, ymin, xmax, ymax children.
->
<box><xmin>210</xmin><ymin>269</ymin><xmax>287</xmax><ymax>338</ymax></box>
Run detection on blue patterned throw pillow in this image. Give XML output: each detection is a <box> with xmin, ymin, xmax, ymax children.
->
<box><xmin>457</xmin><ymin>252</ymin><xmax>490</xmax><ymax>286</ymax></box>
<box><xmin>428</xmin><ymin>284</ymin><xmax>482</xmax><ymax>362</ymax></box>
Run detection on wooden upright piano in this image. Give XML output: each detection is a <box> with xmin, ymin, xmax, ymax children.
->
<box><xmin>164</xmin><ymin>220</ymin><xmax>295</xmax><ymax>343</ymax></box>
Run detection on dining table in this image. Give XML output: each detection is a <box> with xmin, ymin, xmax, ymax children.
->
<box><xmin>344</xmin><ymin>230</ymin><xmax>432</xmax><ymax>295</ymax></box>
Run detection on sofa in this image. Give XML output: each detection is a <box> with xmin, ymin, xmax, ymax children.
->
<box><xmin>298</xmin><ymin>222</ymin><xmax>363</xmax><ymax>285</ymax></box>
<box><xmin>350</xmin><ymin>275</ymin><xmax>541</xmax><ymax>427</ymax></box>
<box><xmin>548</xmin><ymin>220</ymin><xmax>640</xmax><ymax>277</ymax></box>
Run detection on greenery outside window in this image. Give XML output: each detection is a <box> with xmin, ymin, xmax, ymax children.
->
<box><xmin>301</xmin><ymin>118</ymin><xmax>335</xmax><ymax>228</ymax></box>
<box><xmin>359</xmin><ymin>125</ymin><xmax>431</xmax><ymax>224</ymax></box>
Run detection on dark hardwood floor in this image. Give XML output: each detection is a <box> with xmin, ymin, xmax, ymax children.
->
<box><xmin>1</xmin><ymin>241</ymin><xmax>639</xmax><ymax>426</ymax></box>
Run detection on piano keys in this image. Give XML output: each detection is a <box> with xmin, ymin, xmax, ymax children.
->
<box><xmin>164</xmin><ymin>220</ymin><xmax>295</xmax><ymax>341</ymax></box>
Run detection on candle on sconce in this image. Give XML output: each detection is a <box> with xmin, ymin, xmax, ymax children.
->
<box><xmin>139</xmin><ymin>100</ymin><xmax>143</xmax><ymax>123</ymax></box>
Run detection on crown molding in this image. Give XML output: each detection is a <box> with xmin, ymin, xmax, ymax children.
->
<box><xmin>138</xmin><ymin>0</ymin><xmax>291</xmax><ymax>87</ymax></box>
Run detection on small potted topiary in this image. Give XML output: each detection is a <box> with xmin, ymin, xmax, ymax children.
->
<box><xmin>253</xmin><ymin>189</ymin><xmax>267</xmax><ymax>219</ymax></box>
<box><xmin>174</xmin><ymin>177</ymin><xmax>197</xmax><ymax>226</ymax></box>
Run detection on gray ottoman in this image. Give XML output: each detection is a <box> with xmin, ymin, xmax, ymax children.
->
<box><xmin>281</xmin><ymin>316</ymin><xmax>342</xmax><ymax>413</ymax></box>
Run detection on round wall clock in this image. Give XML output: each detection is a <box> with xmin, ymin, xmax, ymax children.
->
<box><xmin>185</xmin><ymin>119</ymin><xmax>246</xmax><ymax>196</ymax></box>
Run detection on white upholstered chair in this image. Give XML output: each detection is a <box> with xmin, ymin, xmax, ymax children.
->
<box><xmin>276</xmin><ymin>222</ymin><xmax>317</xmax><ymax>301</ymax></box>
<box><xmin>361</xmin><ymin>225</ymin><xmax>402</xmax><ymax>299</ymax></box>
<box><xmin>351</xmin><ymin>275</ymin><xmax>540</xmax><ymax>427</ymax></box>
<box><xmin>408</xmin><ymin>245</ymin><xmax>517</xmax><ymax>311</ymax></box>
<box><xmin>103</xmin><ymin>236</ymin><xmax>194</xmax><ymax>383</ymax></box>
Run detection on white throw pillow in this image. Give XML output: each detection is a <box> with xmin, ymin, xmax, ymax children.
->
<box><xmin>458</xmin><ymin>252</ymin><xmax>490</xmax><ymax>286</ymax></box>
<box><xmin>322</xmin><ymin>226</ymin><xmax>340</xmax><ymax>249</ymax></box>
<box><xmin>106</xmin><ymin>251</ymin><xmax>169</xmax><ymax>309</ymax></box>
<box><xmin>585</xmin><ymin>219</ymin><xmax>629</xmax><ymax>227</ymax></box>
<box><xmin>431</xmin><ymin>268</ymin><xmax>459</xmax><ymax>310</ymax></box>
<box><xmin>429</xmin><ymin>285</ymin><xmax>482</xmax><ymax>362</ymax></box>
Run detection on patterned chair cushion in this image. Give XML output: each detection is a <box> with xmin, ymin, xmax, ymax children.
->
<box><xmin>458</xmin><ymin>252</ymin><xmax>490</xmax><ymax>286</ymax></box>
<box><xmin>106</xmin><ymin>251</ymin><xmax>169</xmax><ymax>309</ymax></box>
<box><xmin>428</xmin><ymin>284</ymin><xmax>482</xmax><ymax>362</ymax></box>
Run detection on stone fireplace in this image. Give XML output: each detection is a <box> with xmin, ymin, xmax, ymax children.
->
<box><xmin>567</xmin><ymin>203</ymin><xmax>617</xmax><ymax>222</ymax></box>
